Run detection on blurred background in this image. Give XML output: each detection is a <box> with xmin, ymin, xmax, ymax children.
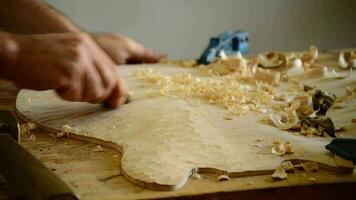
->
<box><xmin>44</xmin><ymin>0</ymin><xmax>356</xmax><ymax>59</ymax></box>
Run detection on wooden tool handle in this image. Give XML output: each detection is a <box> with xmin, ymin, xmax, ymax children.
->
<box><xmin>0</xmin><ymin>134</ymin><xmax>79</xmax><ymax>200</ymax></box>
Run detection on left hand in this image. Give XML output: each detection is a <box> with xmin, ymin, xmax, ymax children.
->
<box><xmin>91</xmin><ymin>33</ymin><xmax>165</xmax><ymax>65</ymax></box>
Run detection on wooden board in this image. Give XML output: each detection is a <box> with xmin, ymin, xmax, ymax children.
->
<box><xmin>15</xmin><ymin>53</ymin><xmax>356</xmax><ymax>191</ymax></box>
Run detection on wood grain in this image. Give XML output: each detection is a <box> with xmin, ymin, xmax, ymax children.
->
<box><xmin>15</xmin><ymin>52</ymin><xmax>356</xmax><ymax>191</ymax></box>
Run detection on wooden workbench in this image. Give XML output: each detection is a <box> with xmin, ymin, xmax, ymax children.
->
<box><xmin>1</xmin><ymin>50</ymin><xmax>356</xmax><ymax>200</ymax></box>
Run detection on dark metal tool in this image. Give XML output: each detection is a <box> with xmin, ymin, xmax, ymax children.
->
<box><xmin>326</xmin><ymin>138</ymin><xmax>356</xmax><ymax>164</ymax></box>
<box><xmin>0</xmin><ymin>110</ymin><xmax>79</xmax><ymax>200</ymax></box>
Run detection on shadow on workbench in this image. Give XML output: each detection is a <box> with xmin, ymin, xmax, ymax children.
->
<box><xmin>163</xmin><ymin>182</ymin><xmax>356</xmax><ymax>200</ymax></box>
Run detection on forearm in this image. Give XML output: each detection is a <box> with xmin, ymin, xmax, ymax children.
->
<box><xmin>0</xmin><ymin>32</ymin><xmax>18</xmax><ymax>80</ymax></box>
<box><xmin>0</xmin><ymin>0</ymin><xmax>79</xmax><ymax>34</ymax></box>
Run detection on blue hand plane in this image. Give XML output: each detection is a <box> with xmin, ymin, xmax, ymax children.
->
<box><xmin>197</xmin><ymin>31</ymin><xmax>249</xmax><ymax>65</ymax></box>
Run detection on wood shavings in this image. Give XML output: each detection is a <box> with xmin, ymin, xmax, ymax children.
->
<box><xmin>338</xmin><ymin>51</ymin><xmax>356</xmax><ymax>69</ymax></box>
<box><xmin>284</xmin><ymin>142</ymin><xmax>294</xmax><ymax>154</ymax></box>
<box><xmin>301</xmin><ymin>45</ymin><xmax>318</xmax><ymax>64</ymax></box>
<box><xmin>258</xmin><ymin>52</ymin><xmax>288</xmax><ymax>68</ymax></box>
<box><xmin>346</xmin><ymin>86</ymin><xmax>355</xmax><ymax>95</ymax></box>
<box><xmin>133</xmin><ymin>68</ymin><xmax>276</xmax><ymax>116</ymax></box>
<box><xmin>61</xmin><ymin>124</ymin><xmax>72</xmax><ymax>133</ymax></box>
<box><xmin>210</xmin><ymin>63</ymin><xmax>230</xmax><ymax>75</ymax></box>
<box><xmin>271</xmin><ymin>140</ymin><xmax>294</xmax><ymax>156</ymax></box>
<box><xmin>287</xmin><ymin>58</ymin><xmax>304</xmax><ymax>77</ymax></box>
<box><xmin>281</xmin><ymin>161</ymin><xmax>295</xmax><ymax>172</ymax></box>
<box><xmin>180</xmin><ymin>60</ymin><xmax>197</xmax><ymax>68</ymax></box>
<box><xmin>28</xmin><ymin>134</ymin><xmax>36</xmax><ymax>141</ymax></box>
<box><xmin>191</xmin><ymin>172</ymin><xmax>201</xmax><ymax>179</ymax></box>
<box><xmin>254</xmin><ymin>68</ymin><xmax>281</xmax><ymax>85</ymax></box>
<box><xmin>305</xmin><ymin>66</ymin><xmax>327</xmax><ymax>78</ymax></box>
<box><xmin>209</xmin><ymin>55</ymin><xmax>248</xmax><ymax>75</ymax></box>
<box><xmin>300</xmin><ymin>116</ymin><xmax>336</xmax><ymax>137</ymax></box>
<box><xmin>288</xmin><ymin>95</ymin><xmax>313</xmax><ymax>115</ymax></box>
<box><xmin>20</xmin><ymin>122</ymin><xmax>37</xmax><ymax>135</ymax></box>
<box><xmin>271</xmin><ymin>166</ymin><xmax>287</xmax><ymax>180</ymax></box>
<box><xmin>324</xmin><ymin>69</ymin><xmax>352</xmax><ymax>79</ymax></box>
<box><xmin>268</xmin><ymin>111</ymin><xmax>299</xmax><ymax>130</ymax></box>
<box><xmin>56</xmin><ymin>132</ymin><xmax>66</xmax><ymax>138</ymax></box>
<box><xmin>217</xmin><ymin>175</ymin><xmax>230</xmax><ymax>182</ymax></box>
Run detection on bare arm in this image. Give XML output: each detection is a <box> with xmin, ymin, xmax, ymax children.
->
<box><xmin>0</xmin><ymin>0</ymin><xmax>78</xmax><ymax>34</ymax></box>
<box><xmin>0</xmin><ymin>0</ymin><xmax>164</xmax><ymax>108</ymax></box>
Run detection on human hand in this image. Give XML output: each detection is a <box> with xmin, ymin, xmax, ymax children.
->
<box><xmin>8</xmin><ymin>32</ymin><xmax>127</xmax><ymax>108</ymax></box>
<box><xmin>91</xmin><ymin>33</ymin><xmax>165</xmax><ymax>64</ymax></box>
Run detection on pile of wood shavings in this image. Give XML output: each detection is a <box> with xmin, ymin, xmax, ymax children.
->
<box><xmin>134</xmin><ymin>68</ymin><xmax>285</xmax><ymax>115</ymax></box>
<box><xmin>20</xmin><ymin>122</ymin><xmax>37</xmax><ymax>141</ymax></box>
<box><xmin>135</xmin><ymin>46</ymin><xmax>353</xmax><ymax>137</ymax></box>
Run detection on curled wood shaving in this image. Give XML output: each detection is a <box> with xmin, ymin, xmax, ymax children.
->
<box><xmin>324</xmin><ymin>69</ymin><xmax>352</xmax><ymax>79</ymax></box>
<box><xmin>191</xmin><ymin>173</ymin><xmax>202</xmax><ymax>179</ymax></box>
<box><xmin>284</xmin><ymin>142</ymin><xmax>294</xmax><ymax>154</ymax></box>
<box><xmin>209</xmin><ymin>55</ymin><xmax>248</xmax><ymax>75</ymax></box>
<box><xmin>20</xmin><ymin>122</ymin><xmax>37</xmax><ymax>135</ymax></box>
<box><xmin>268</xmin><ymin>111</ymin><xmax>299</xmax><ymax>130</ymax></box>
<box><xmin>254</xmin><ymin>68</ymin><xmax>281</xmax><ymax>85</ymax></box>
<box><xmin>56</xmin><ymin>132</ymin><xmax>66</xmax><ymax>138</ymax></box>
<box><xmin>258</xmin><ymin>52</ymin><xmax>288</xmax><ymax>68</ymax></box>
<box><xmin>20</xmin><ymin>123</ymin><xmax>37</xmax><ymax>141</ymax></box>
<box><xmin>338</xmin><ymin>51</ymin><xmax>356</xmax><ymax>69</ymax></box>
<box><xmin>271</xmin><ymin>166</ymin><xmax>288</xmax><ymax>180</ymax></box>
<box><xmin>217</xmin><ymin>175</ymin><xmax>230</xmax><ymax>181</ymax></box>
<box><xmin>281</xmin><ymin>161</ymin><xmax>295</xmax><ymax>172</ymax></box>
<box><xmin>271</xmin><ymin>140</ymin><xmax>294</xmax><ymax>156</ymax></box>
<box><xmin>301</xmin><ymin>46</ymin><xmax>318</xmax><ymax>64</ymax></box>
<box><xmin>287</xmin><ymin>58</ymin><xmax>304</xmax><ymax>77</ymax></box>
<box><xmin>28</xmin><ymin>134</ymin><xmax>36</xmax><ymax>141</ymax></box>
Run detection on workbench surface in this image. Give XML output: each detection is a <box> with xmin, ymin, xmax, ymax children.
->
<box><xmin>1</xmin><ymin>50</ymin><xmax>356</xmax><ymax>200</ymax></box>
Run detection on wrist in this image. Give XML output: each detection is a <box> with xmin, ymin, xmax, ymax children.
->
<box><xmin>0</xmin><ymin>32</ymin><xmax>19</xmax><ymax>80</ymax></box>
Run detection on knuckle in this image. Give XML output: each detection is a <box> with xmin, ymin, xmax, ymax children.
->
<box><xmin>74</xmin><ymin>32</ymin><xmax>90</xmax><ymax>41</ymax></box>
<box><xmin>63</xmin><ymin>63</ymin><xmax>83</xmax><ymax>82</ymax></box>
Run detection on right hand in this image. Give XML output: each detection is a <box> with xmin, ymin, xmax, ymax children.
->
<box><xmin>8</xmin><ymin>32</ymin><xmax>127</xmax><ymax>108</ymax></box>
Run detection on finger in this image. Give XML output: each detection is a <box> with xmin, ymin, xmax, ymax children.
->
<box><xmin>87</xmin><ymin>40</ymin><xmax>119</xmax><ymax>91</ymax></box>
<box><xmin>125</xmin><ymin>39</ymin><xmax>163</xmax><ymax>63</ymax></box>
<box><xmin>103</xmin><ymin>71</ymin><xmax>128</xmax><ymax>108</ymax></box>
<box><xmin>93</xmin><ymin>57</ymin><xmax>117</xmax><ymax>91</ymax></box>
<box><xmin>56</xmin><ymin>81</ymin><xmax>82</xmax><ymax>102</ymax></box>
<box><xmin>82</xmin><ymin>65</ymin><xmax>105</xmax><ymax>102</ymax></box>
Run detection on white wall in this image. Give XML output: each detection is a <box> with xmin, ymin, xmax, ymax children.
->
<box><xmin>45</xmin><ymin>0</ymin><xmax>356</xmax><ymax>59</ymax></box>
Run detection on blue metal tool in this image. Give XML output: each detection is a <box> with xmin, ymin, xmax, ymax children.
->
<box><xmin>197</xmin><ymin>31</ymin><xmax>249</xmax><ymax>65</ymax></box>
